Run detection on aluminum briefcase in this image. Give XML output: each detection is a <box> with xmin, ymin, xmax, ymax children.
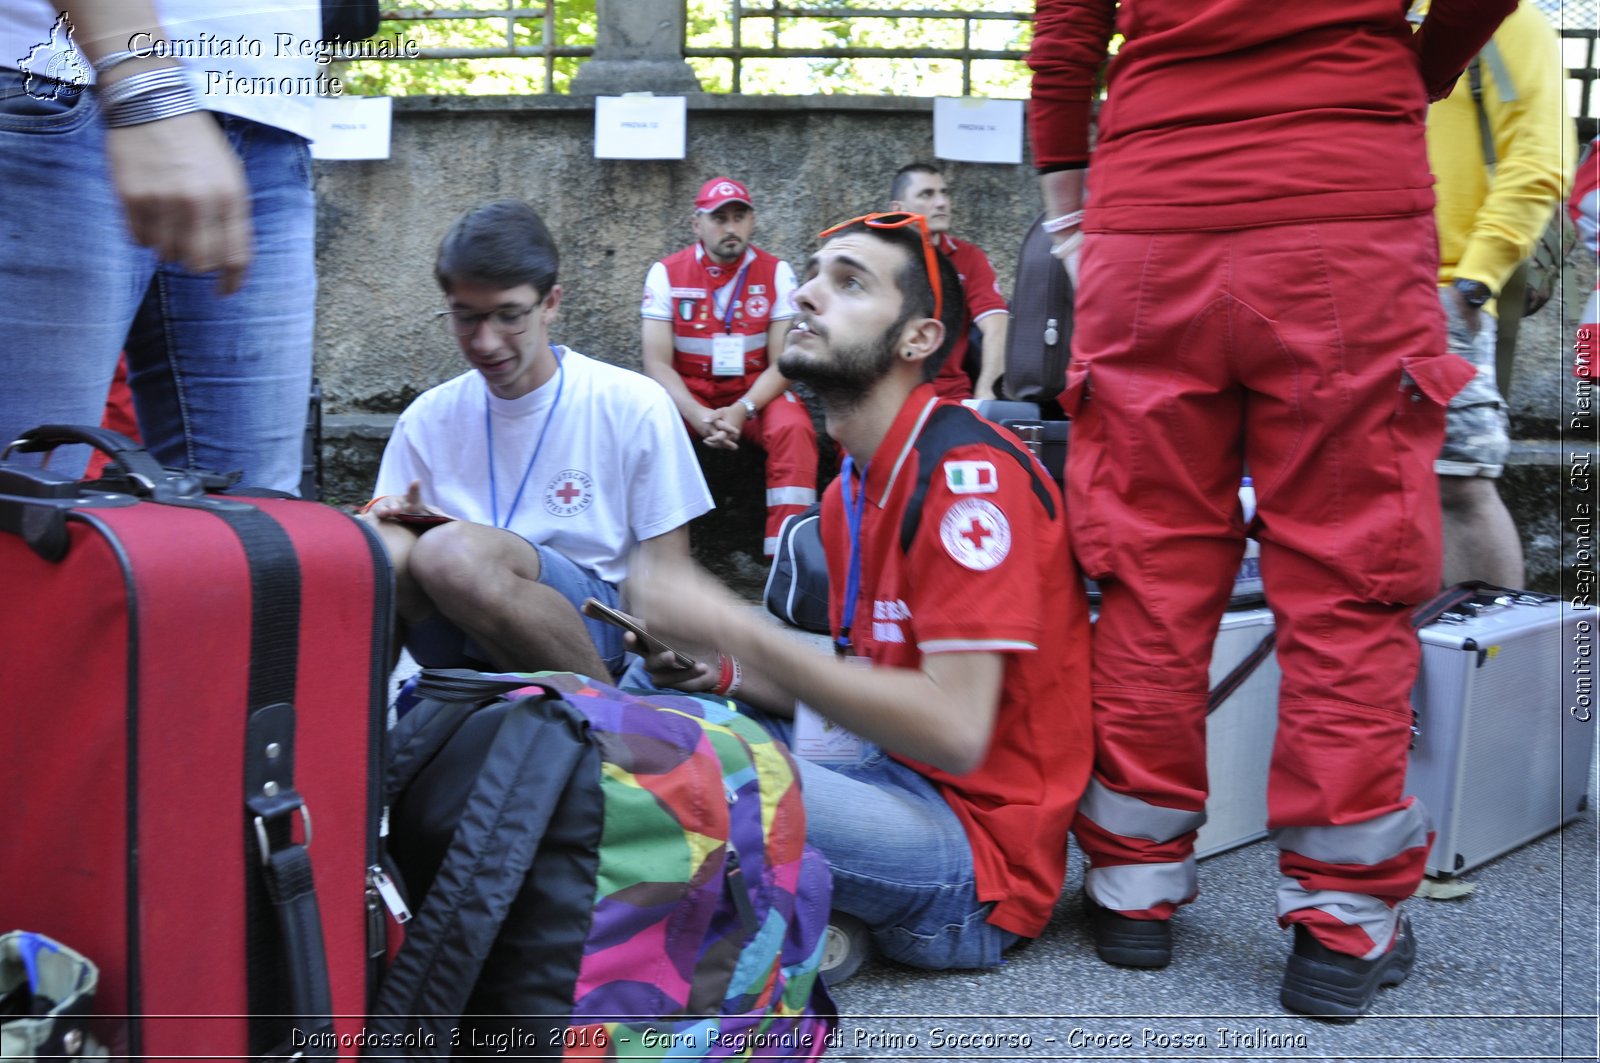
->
<box><xmin>1403</xmin><ymin>590</ymin><xmax>1596</xmax><ymax>877</ymax></box>
<box><xmin>1195</xmin><ymin>607</ymin><xmax>1279</xmax><ymax>859</ymax></box>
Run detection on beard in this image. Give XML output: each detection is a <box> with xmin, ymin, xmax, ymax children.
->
<box><xmin>708</xmin><ymin>235</ymin><xmax>748</xmax><ymax>264</ymax></box>
<box><xmin>778</xmin><ymin>310</ymin><xmax>909</xmax><ymax>415</ymax></box>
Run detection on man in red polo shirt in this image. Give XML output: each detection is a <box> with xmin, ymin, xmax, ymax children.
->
<box><xmin>889</xmin><ymin>163</ymin><xmax>1010</xmax><ymax>401</ymax></box>
<box><xmin>642</xmin><ymin>177</ymin><xmax>818</xmax><ymax>557</ymax></box>
<box><xmin>630</xmin><ymin>212</ymin><xmax>1092</xmax><ymax>972</ymax></box>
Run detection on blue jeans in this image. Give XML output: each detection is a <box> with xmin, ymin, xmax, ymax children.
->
<box><xmin>743</xmin><ymin>709</ymin><xmax>1019</xmax><ymax>970</ymax></box>
<box><xmin>0</xmin><ymin>69</ymin><xmax>314</xmax><ymax>491</ymax></box>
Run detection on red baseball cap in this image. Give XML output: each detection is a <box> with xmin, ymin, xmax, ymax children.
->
<box><xmin>695</xmin><ymin>177</ymin><xmax>754</xmax><ymax>213</ymax></box>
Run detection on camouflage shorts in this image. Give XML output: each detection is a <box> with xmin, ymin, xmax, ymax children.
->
<box><xmin>1435</xmin><ymin>288</ymin><xmax>1509</xmax><ymax>478</ymax></box>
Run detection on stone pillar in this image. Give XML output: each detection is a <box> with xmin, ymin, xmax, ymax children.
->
<box><xmin>569</xmin><ymin>0</ymin><xmax>702</xmax><ymax>95</ymax></box>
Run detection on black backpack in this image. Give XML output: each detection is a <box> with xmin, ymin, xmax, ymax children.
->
<box><xmin>764</xmin><ymin>504</ymin><xmax>831</xmax><ymax>634</ymax></box>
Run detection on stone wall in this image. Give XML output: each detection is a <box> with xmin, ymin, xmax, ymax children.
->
<box><xmin>314</xmin><ymin>94</ymin><xmax>1036</xmax><ymax>417</ymax></box>
<box><xmin>313</xmin><ymin>93</ymin><xmax>1592</xmax><ymax>594</ymax></box>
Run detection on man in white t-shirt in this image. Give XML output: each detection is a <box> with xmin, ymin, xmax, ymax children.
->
<box><xmin>366</xmin><ymin>200</ymin><xmax>713</xmax><ymax>679</ymax></box>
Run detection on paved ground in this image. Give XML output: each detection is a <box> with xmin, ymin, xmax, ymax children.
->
<box><xmin>392</xmin><ymin>635</ymin><xmax>1598</xmax><ymax>1063</ymax></box>
<box><xmin>826</xmin><ymin>800</ymin><xmax>1597</xmax><ymax>1063</ymax></box>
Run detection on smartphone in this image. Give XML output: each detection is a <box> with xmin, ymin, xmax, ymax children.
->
<box><xmin>389</xmin><ymin>512</ymin><xmax>453</xmax><ymax>527</ymax></box>
<box><xmin>581</xmin><ymin>598</ymin><xmax>696</xmax><ymax>670</ymax></box>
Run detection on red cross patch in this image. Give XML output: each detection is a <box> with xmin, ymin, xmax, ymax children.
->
<box><xmin>938</xmin><ymin>498</ymin><xmax>1011</xmax><ymax>571</ymax></box>
<box><xmin>543</xmin><ymin>469</ymin><xmax>595</xmax><ymax>517</ymax></box>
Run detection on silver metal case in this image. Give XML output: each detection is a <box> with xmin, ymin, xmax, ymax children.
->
<box><xmin>1403</xmin><ymin>593</ymin><xmax>1595</xmax><ymax>877</ymax></box>
<box><xmin>1196</xmin><ymin>607</ymin><xmax>1279</xmax><ymax>859</ymax></box>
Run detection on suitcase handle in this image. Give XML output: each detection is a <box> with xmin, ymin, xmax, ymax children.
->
<box><xmin>5</xmin><ymin>424</ymin><xmax>170</xmax><ymax>483</ymax></box>
<box><xmin>4</xmin><ymin>424</ymin><xmax>244</xmax><ymax>506</ymax></box>
<box><xmin>1204</xmin><ymin>583</ymin><xmax>1499</xmax><ymax>716</ymax></box>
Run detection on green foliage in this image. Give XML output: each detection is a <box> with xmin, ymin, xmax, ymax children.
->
<box><xmin>336</xmin><ymin>0</ymin><xmax>599</xmax><ymax>96</ymax></box>
<box><xmin>333</xmin><ymin>1</ymin><xmax>1034</xmax><ymax>98</ymax></box>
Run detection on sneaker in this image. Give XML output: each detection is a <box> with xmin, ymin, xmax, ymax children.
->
<box><xmin>1083</xmin><ymin>893</ymin><xmax>1172</xmax><ymax>968</ymax></box>
<box><xmin>819</xmin><ymin>912</ymin><xmax>873</xmax><ymax>987</ymax></box>
<box><xmin>1280</xmin><ymin>916</ymin><xmax>1416</xmax><ymax>1022</ymax></box>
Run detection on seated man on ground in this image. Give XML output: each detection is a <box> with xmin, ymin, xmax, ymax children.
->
<box><xmin>363</xmin><ymin>199</ymin><xmax>713</xmax><ymax>680</ymax></box>
<box><xmin>641</xmin><ymin>177</ymin><xmax>819</xmax><ymax>558</ymax></box>
<box><xmin>628</xmin><ymin>211</ymin><xmax>1094</xmax><ymax>970</ymax></box>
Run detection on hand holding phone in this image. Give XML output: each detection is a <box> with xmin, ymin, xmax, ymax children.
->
<box><xmin>581</xmin><ymin>598</ymin><xmax>696</xmax><ymax>670</ymax></box>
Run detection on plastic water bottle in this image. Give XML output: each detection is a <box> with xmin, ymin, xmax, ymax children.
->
<box><xmin>1236</xmin><ymin>475</ymin><xmax>1263</xmax><ymax>598</ymax></box>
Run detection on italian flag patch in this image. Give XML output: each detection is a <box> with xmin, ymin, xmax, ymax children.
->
<box><xmin>944</xmin><ymin>460</ymin><xmax>997</xmax><ymax>494</ymax></box>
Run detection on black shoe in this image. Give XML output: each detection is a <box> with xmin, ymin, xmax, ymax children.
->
<box><xmin>1083</xmin><ymin>893</ymin><xmax>1172</xmax><ymax>968</ymax></box>
<box><xmin>1280</xmin><ymin>916</ymin><xmax>1416</xmax><ymax>1022</ymax></box>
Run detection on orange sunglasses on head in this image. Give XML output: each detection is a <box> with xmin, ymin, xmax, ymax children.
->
<box><xmin>817</xmin><ymin>211</ymin><xmax>943</xmax><ymax>322</ymax></box>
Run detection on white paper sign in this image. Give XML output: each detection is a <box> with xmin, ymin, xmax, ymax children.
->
<box><xmin>310</xmin><ymin>95</ymin><xmax>393</xmax><ymax>160</ymax></box>
<box><xmin>594</xmin><ymin>95</ymin><xmax>686</xmax><ymax>160</ymax></box>
<box><xmin>933</xmin><ymin>96</ymin><xmax>1024</xmax><ymax>165</ymax></box>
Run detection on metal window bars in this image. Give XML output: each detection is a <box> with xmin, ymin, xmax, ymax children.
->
<box><xmin>680</xmin><ymin>3</ymin><xmax>1034</xmax><ymax>96</ymax></box>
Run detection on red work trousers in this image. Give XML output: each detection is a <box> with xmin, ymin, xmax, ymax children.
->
<box><xmin>683</xmin><ymin>376</ymin><xmax>818</xmax><ymax>556</ymax></box>
<box><xmin>1063</xmin><ymin>215</ymin><xmax>1476</xmax><ymax>958</ymax></box>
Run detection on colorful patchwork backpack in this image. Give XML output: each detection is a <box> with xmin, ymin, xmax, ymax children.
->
<box><xmin>366</xmin><ymin>670</ymin><xmax>835</xmax><ymax>1059</ymax></box>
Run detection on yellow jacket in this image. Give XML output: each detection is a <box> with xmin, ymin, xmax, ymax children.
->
<box><xmin>1423</xmin><ymin>0</ymin><xmax>1573</xmax><ymax>295</ymax></box>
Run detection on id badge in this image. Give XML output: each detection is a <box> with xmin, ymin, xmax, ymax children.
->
<box><xmin>792</xmin><ymin>656</ymin><xmax>870</xmax><ymax>764</ymax></box>
<box><xmin>711</xmin><ymin>333</ymin><xmax>745</xmax><ymax>376</ymax></box>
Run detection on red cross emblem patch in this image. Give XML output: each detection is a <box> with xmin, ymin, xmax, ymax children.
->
<box><xmin>939</xmin><ymin>498</ymin><xmax>1011</xmax><ymax>571</ymax></box>
<box><xmin>543</xmin><ymin>469</ymin><xmax>595</xmax><ymax>517</ymax></box>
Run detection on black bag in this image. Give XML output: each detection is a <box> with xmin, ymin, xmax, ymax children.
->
<box><xmin>1000</xmin><ymin>210</ymin><xmax>1075</xmax><ymax>405</ymax></box>
<box><xmin>972</xmin><ymin>400</ymin><xmax>1069</xmax><ymax>484</ymax></box>
<box><xmin>321</xmin><ymin>0</ymin><xmax>380</xmax><ymax>43</ymax></box>
<box><xmin>764</xmin><ymin>504</ymin><xmax>832</xmax><ymax>634</ymax></box>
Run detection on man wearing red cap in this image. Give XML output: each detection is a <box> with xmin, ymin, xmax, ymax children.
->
<box><xmin>642</xmin><ymin>177</ymin><xmax>819</xmax><ymax>557</ymax></box>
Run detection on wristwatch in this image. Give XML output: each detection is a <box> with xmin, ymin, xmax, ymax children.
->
<box><xmin>738</xmin><ymin>397</ymin><xmax>758</xmax><ymax>418</ymax></box>
<box><xmin>1452</xmin><ymin>278</ymin><xmax>1493</xmax><ymax>308</ymax></box>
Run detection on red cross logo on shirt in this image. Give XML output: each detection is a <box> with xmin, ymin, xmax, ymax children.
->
<box><xmin>543</xmin><ymin>469</ymin><xmax>594</xmax><ymax>517</ymax></box>
<box><xmin>960</xmin><ymin>519</ymin><xmax>993</xmax><ymax>549</ymax></box>
<box><xmin>939</xmin><ymin>497</ymin><xmax>1012</xmax><ymax>571</ymax></box>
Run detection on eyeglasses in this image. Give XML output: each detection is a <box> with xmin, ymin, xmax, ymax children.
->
<box><xmin>435</xmin><ymin>304</ymin><xmax>537</xmax><ymax>338</ymax></box>
<box><xmin>817</xmin><ymin>211</ymin><xmax>943</xmax><ymax>322</ymax></box>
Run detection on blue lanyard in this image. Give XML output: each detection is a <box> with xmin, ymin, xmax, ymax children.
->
<box><xmin>486</xmin><ymin>345</ymin><xmax>564</xmax><ymax>530</ymax></box>
<box><xmin>835</xmin><ymin>454</ymin><xmax>869</xmax><ymax>658</ymax></box>
<box><xmin>719</xmin><ymin>261</ymin><xmax>753</xmax><ymax>333</ymax></box>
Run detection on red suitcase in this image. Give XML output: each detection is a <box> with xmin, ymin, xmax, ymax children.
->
<box><xmin>0</xmin><ymin>427</ymin><xmax>392</xmax><ymax>1060</ymax></box>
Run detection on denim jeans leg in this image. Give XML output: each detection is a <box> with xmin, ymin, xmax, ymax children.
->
<box><xmin>0</xmin><ymin>70</ymin><xmax>151</xmax><ymax>476</ymax></box>
<box><xmin>126</xmin><ymin>116</ymin><xmax>315</xmax><ymax>493</ymax></box>
<box><xmin>742</xmin><ymin>709</ymin><xmax>1016</xmax><ymax>970</ymax></box>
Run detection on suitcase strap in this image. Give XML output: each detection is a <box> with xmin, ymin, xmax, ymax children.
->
<box><xmin>368</xmin><ymin>694</ymin><xmax>595</xmax><ymax>1054</ymax></box>
<box><xmin>1204</xmin><ymin>583</ymin><xmax>1490</xmax><ymax>715</ymax></box>
<box><xmin>210</xmin><ymin>504</ymin><xmax>339</xmax><ymax>1060</ymax></box>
